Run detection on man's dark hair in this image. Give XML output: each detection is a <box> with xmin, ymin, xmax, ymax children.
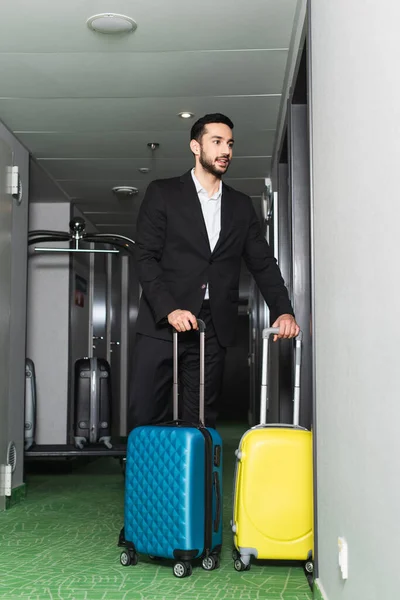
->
<box><xmin>190</xmin><ymin>113</ymin><xmax>234</xmax><ymax>142</ymax></box>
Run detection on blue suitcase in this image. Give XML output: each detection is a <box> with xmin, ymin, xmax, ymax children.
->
<box><xmin>119</xmin><ymin>320</ymin><xmax>223</xmax><ymax>578</ymax></box>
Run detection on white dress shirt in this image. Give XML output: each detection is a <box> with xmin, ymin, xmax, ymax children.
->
<box><xmin>191</xmin><ymin>169</ymin><xmax>222</xmax><ymax>300</ymax></box>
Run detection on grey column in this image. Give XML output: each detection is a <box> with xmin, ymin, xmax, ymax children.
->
<box><xmin>289</xmin><ymin>103</ymin><xmax>312</xmax><ymax>428</ymax></box>
<box><xmin>277</xmin><ymin>162</ymin><xmax>296</xmax><ymax>424</ymax></box>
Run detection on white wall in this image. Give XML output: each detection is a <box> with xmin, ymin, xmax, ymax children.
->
<box><xmin>310</xmin><ymin>1</ymin><xmax>400</xmax><ymax>598</ymax></box>
<box><xmin>27</xmin><ymin>202</ymin><xmax>71</xmax><ymax>444</ymax></box>
<box><xmin>27</xmin><ymin>181</ymin><xmax>102</xmax><ymax>446</ymax></box>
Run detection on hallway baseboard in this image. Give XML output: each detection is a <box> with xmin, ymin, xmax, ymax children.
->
<box><xmin>5</xmin><ymin>483</ymin><xmax>26</xmax><ymax>509</ymax></box>
<box><xmin>314</xmin><ymin>579</ymin><xmax>329</xmax><ymax>600</ymax></box>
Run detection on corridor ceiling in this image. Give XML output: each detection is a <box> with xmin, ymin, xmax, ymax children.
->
<box><xmin>0</xmin><ymin>0</ymin><xmax>299</xmax><ymax>238</ymax></box>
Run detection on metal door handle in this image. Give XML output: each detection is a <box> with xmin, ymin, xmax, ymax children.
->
<box><xmin>93</xmin><ymin>336</ymin><xmax>104</xmax><ymax>340</ymax></box>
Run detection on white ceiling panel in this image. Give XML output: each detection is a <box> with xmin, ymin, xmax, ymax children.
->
<box><xmin>80</xmin><ymin>211</ymin><xmax>138</xmax><ymax>224</ymax></box>
<box><xmin>0</xmin><ymin>96</ymin><xmax>281</xmax><ymax>132</ymax></box>
<box><xmin>95</xmin><ymin>224</ymin><xmax>136</xmax><ymax>231</ymax></box>
<box><xmin>60</xmin><ymin>176</ymin><xmax>267</xmax><ymax>204</ymax></box>
<box><xmin>0</xmin><ymin>0</ymin><xmax>297</xmax><ymax>53</ymax></box>
<box><xmin>39</xmin><ymin>157</ymin><xmax>271</xmax><ymax>181</ymax></box>
<box><xmin>93</xmin><ymin>220</ymin><xmax>137</xmax><ymax>228</ymax></box>
<box><xmin>77</xmin><ymin>206</ymin><xmax>143</xmax><ymax>229</ymax></box>
<box><xmin>0</xmin><ymin>0</ymin><xmax>300</xmax><ymax>221</ymax></box>
<box><xmin>86</xmin><ymin>223</ymin><xmax>136</xmax><ymax>237</ymax></box>
<box><xmin>17</xmin><ymin>130</ymin><xmax>276</xmax><ymax>159</ymax></box>
<box><xmin>61</xmin><ymin>179</ymin><xmax>147</xmax><ymax>202</ymax></box>
<box><xmin>0</xmin><ymin>50</ymin><xmax>287</xmax><ymax>98</ymax></box>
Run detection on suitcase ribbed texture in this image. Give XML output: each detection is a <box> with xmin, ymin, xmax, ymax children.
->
<box><xmin>124</xmin><ymin>425</ymin><xmax>206</xmax><ymax>558</ymax></box>
<box><xmin>121</xmin><ymin>320</ymin><xmax>222</xmax><ymax>575</ymax></box>
<box><xmin>232</xmin><ymin>328</ymin><xmax>313</xmax><ymax>569</ymax></box>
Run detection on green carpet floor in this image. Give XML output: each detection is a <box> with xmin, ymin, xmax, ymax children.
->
<box><xmin>0</xmin><ymin>424</ymin><xmax>312</xmax><ymax>600</ymax></box>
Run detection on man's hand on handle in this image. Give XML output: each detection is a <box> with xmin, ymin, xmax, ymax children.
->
<box><xmin>271</xmin><ymin>314</ymin><xmax>300</xmax><ymax>342</ymax></box>
<box><xmin>168</xmin><ymin>309</ymin><xmax>198</xmax><ymax>332</ymax></box>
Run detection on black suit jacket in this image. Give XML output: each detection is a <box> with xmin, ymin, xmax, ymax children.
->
<box><xmin>134</xmin><ymin>170</ymin><xmax>294</xmax><ymax>347</ymax></box>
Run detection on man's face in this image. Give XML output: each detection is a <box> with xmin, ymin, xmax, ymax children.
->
<box><xmin>193</xmin><ymin>123</ymin><xmax>234</xmax><ymax>177</ymax></box>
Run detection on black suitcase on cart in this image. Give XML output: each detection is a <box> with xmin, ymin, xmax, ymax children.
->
<box><xmin>74</xmin><ymin>357</ymin><xmax>112</xmax><ymax>449</ymax></box>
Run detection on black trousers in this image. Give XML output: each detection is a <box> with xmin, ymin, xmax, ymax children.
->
<box><xmin>128</xmin><ymin>304</ymin><xmax>226</xmax><ymax>430</ymax></box>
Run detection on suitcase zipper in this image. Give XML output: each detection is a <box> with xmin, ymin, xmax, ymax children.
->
<box><xmin>199</xmin><ymin>427</ymin><xmax>213</xmax><ymax>556</ymax></box>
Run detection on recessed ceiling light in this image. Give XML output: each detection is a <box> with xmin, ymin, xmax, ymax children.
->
<box><xmin>178</xmin><ymin>112</ymin><xmax>195</xmax><ymax>119</ymax></box>
<box><xmin>139</xmin><ymin>168</ymin><xmax>150</xmax><ymax>174</ymax></box>
<box><xmin>112</xmin><ymin>186</ymin><xmax>139</xmax><ymax>197</ymax></box>
<box><xmin>87</xmin><ymin>13</ymin><xmax>137</xmax><ymax>35</ymax></box>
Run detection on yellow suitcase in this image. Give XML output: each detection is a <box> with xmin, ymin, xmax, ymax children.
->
<box><xmin>232</xmin><ymin>328</ymin><xmax>313</xmax><ymax>572</ymax></box>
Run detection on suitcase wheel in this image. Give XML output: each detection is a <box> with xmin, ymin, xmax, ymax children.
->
<box><xmin>305</xmin><ymin>560</ymin><xmax>314</xmax><ymax>574</ymax></box>
<box><xmin>232</xmin><ymin>549</ymin><xmax>240</xmax><ymax>561</ymax></box>
<box><xmin>120</xmin><ymin>550</ymin><xmax>138</xmax><ymax>567</ymax></box>
<box><xmin>234</xmin><ymin>558</ymin><xmax>250</xmax><ymax>572</ymax></box>
<box><xmin>173</xmin><ymin>561</ymin><xmax>192</xmax><ymax>578</ymax></box>
<box><xmin>201</xmin><ymin>555</ymin><xmax>219</xmax><ymax>571</ymax></box>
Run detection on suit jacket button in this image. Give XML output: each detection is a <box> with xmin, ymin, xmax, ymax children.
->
<box><xmin>201</xmin><ymin>284</ymin><xmax>206</xmax><ymax>289</ymax></box>
<box><xmin>209</xmin><ymin>258</ymin><xmax>214</xmax><ymax>265</ymax></box>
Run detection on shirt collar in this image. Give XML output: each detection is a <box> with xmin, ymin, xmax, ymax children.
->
<box><xmin>191</xmin><ymin>169</ymin><xmax>222</xmax><ymax>200</ymax></box>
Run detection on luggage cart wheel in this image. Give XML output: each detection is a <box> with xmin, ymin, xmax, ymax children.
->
<box><xmin>173</xmin><ymin>561</ymin><xmax>191</xmax><ymax>578</ymax></box>
<box><xmin>305</xmin><ymin>560</ymin><xmax>314</xmax><ymax>573</ymax></box>
<box><xmin>202</xmin><ymin>555</ymin><xmax>217</xmax><ymax>571</ymax></box>
<box><xmin>234</xmin><ymin>558</ymin><xmax>250</xmax><ymax>572</ymax></box>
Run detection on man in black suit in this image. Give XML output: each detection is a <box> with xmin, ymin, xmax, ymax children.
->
<box><xmin>128</xmin><ymin>113</ymin><xmax>299</xmax><ymax>430</ymax></box>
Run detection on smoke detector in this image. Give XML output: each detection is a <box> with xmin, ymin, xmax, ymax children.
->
<box><xmin>112</xmin><ymin>186</ymin><xmax>139</xmax><ymax>197</ymax></box>
<box><xmin>87</xmin><ymin>13</ymin><xmax>137</xmax><ymax>35</ymax></box>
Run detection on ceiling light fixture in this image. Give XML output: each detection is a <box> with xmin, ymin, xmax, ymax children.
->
<box><xmin>112</xmin><ymin>186</ymin><xmax>139</xmax><ymax>197</ymax></box>
<box><xmin>87</xmin><ymin>13</ymin><xmax>137</xmax><ymax>35</ymax></box>
<box><xmin>178</xmin><ymin>112</ymin><xmax>195</xmax><ymax>119</ymax></box>
<box><xmin>139</xmin><ymin>167</ymin><xmax>150</xmax><ymax>174</ymax></box>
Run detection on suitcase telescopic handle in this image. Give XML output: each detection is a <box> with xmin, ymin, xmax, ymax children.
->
<box><xmin>173</xmin><ymin>318</ymin><xmax>206</xmax><ymax>426</ymax></box>
<box><xmin>260</xmin><ymin>328</ymin><xmax>303</xmax><ymax>427</ymax></box>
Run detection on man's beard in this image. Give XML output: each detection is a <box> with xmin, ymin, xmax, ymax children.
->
<box><xmin>199</xmin><ymin>148</ymin><xmax>230</xmax><ymax>178</ymax></box>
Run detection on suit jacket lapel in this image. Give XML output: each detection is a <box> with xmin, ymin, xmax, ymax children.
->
<box><xmin>212</xmin><ymin>183</ymin><xmax>234</xmax><ymax>256</ymax></box>
<box><xmin>180</xmin><ymin>171</ymin><xmax>211</xmax><ymax>252</ymax></box>
<box><xmin>180</xmin><ymin>171</ymin><xmax>235</xmax><ymax>256</ymax></box>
